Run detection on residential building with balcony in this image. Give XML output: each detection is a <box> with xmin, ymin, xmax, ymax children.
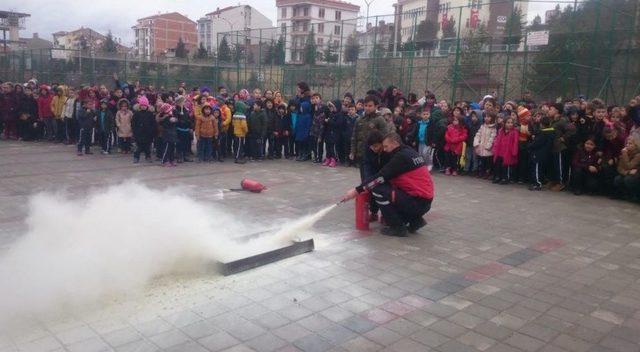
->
<box><xmin>276</xmin><ymin>0</ymin><xmax>360</xmax><ymax>63</ymax></box>
<box><xmin>133</xmin><ymin>12</ymin><xmax>197</xmax><ymax>58</ymax></box>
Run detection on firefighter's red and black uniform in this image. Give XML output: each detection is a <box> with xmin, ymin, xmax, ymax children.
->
<box><xmin>356</xmin><ymin>145</ymin><xmax>434</xmax><ymax>230</ymax></box>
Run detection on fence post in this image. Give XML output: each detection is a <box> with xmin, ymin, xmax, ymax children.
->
<box><xmin>338</xmin><ymin>19</ymin><xmax>344</xmax><ymax>98</ymax></box>
<box><xmin>124</xmin><ymin>53</ymin><xmax>128</xmax><ymax>83</ymax></box>
<box><xmin>370</xmin><ymin>16</ymin><xmax>379</xmax><ymax>90</ymax></box>
<box><xmin>586</xmin><ymin>1</ymin><xmax>602</xmax><ymax>99</ymax></box>
<box><xmin>450</xmin><ymin>7</ymin><xmax>463</xmax><ymax>103</ymax></box>
<box><xmin>502</xmin><ymin>0</ymin><xmax>515</xmax><ymax>102</ymax></box>
<box><xmin>521</xmin><ymin>28</ymin><xmax>528</xmax><ymax>97</ymax></box>
<box><xmin>621</xmin><ymin>0</ymin><xmax>637</xmax><ymax>102</ymax></box>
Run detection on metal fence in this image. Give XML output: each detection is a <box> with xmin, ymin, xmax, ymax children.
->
<box><xmin>1</xmin><ymin>0</ymin><xmax>638</xmax><ymax>104</ymax></box>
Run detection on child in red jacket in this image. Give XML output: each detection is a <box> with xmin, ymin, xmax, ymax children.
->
<box><xmin>492</xmin><ymin>116</ymin><xmax>519</xmax><ymax>184</ymax></box>
<box><xmin>444</xmin><ymin>116</ymin><xmax>468</xmax><ymax>175</ymax></box>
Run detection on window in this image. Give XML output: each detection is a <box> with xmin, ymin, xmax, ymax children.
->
<box><xmin>334</xmin><ymin>25</ymin><xmax>341</xmax><ymax>35</ymax></box>
<box><xmin>281</xmin><ymin>23</ymin><xmax>286</xmax><ymax>33</ymax></box>
<box><xmin>317</xmin><ymin>37</ymin><xmax>324</xmax><ymax>45</ymax></box>
<box><xmin>335</xmin><ymin>11</ymin><xmax>341</xmax><ymax>20</ymax></box>
<box><xmin>319</xmin><ymin>8</ymin><xmax>325</xmax><ymax>18</ymax></box>
<box><xmin>293</xmin><ymin>7</ymin><xmax>298</xmax><ymax>17</ymax></box>
<box><xmin>302</xmin><ymin>22</ymin><xmax>308</xmax><ymax>32</ymax></box>
<box><xmin>334</xmin><ymin>40</ymin><xmax>339</xmax><ymax>47</ymax></box>
<box><xmin>303</xmin><ymin>7</ymin><xmax>309</xmax><ymax>16</ymax></box>
<box><xmin>281</xmin><ymin>7</ymin><xmax>287</xmax><ymax>18</ymax></box>
<box><xmin>318</xmin><ymin>23</ymin><xmax>324</xmax><ymax>33</ymax></box>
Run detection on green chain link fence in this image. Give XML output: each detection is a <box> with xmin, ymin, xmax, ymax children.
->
<box><xmin>1</xmin><ymin>0</ymin><xmax>638</xmax><ymax>103</ymax></box>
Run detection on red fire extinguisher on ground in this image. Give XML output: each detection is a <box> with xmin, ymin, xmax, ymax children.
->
<box><xmin>355</xmin><ymin>191</ymin><xmax>370</xmax><ymax>231</ymax></box>
<box><xmin>240</xmin><ymin>178</ymin><xmax>267</xmax><ymax>193</ymax></box>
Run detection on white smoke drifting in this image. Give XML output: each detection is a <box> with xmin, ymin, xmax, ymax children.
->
<box><xmin>0</xmin><ymin>182</ymin><xmax>333</xmax><ymax>326</ymax></box>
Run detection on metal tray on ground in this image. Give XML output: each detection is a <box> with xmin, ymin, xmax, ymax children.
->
<box><xmin>216</xmin><ymin>237</ymin><xmax>315</xmax><ymax>276</ymax></box>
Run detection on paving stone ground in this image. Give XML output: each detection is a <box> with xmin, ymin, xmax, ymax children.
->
<box><xmin>0</xmin><ymin>140</ymin><xmax>639</xmax><ymax>352</ymax></box>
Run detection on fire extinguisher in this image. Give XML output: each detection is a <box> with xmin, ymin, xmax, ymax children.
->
<box><xmin>355</xmin><ymin>191</ymin><xmax>370</xmax><ymax>231</ymax></box>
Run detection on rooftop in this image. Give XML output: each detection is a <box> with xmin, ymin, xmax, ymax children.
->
<box><xmin>275</xmin><ymin>0</ymin><xmax>360</xmax><ymax>12</ymax></box>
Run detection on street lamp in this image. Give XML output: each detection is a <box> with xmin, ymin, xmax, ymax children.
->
<box><xmin>364</xmin><ymin>0</ymin><xmax>376</xmax><ymax>29</ymax></box>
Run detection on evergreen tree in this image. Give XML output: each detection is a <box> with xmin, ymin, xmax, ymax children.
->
<box><xmin>323</xmin><ymin>40</ymin><xmax>339</xmax><ymax>63</ymax></box>
<box><xmin>344</xmin><ymin>34</ymin><xmax>360</xmax><ymax>63</ymax></box>
<box><xmin>274</xmin><ymin>36</ymin><xmax>285</xmax><ymax>65</ymax></box>
<box><xmin>303</xmin><ymin>28</ymin><xmax>317</xmax><ymax>65</ymax></box>
<box><xmin>503</xmin><ymin>6</ymin><xmax>525</xmax><ymax>45</ymax></box>
<box><xmin>414</xmin><ymin>20</ymin><xmax>438</xmax><ymax>50</ymax></box>
<box><xmin>218</xmin><ymin>36</ymin><xmax>231</xmax><ymax>62</ymax></box>
<box><xmin>175</xmin><ymin>37</ymin><xmax>188</xmax><ymax>58</ymax></box>
<box><xmin>103</xmin><ymin>30</ymin><xmax>118</xmax><ymax>53</ymax></box>
<box><xmin>263</xmin><ymin>40</ymin><xmax>275</xmax><ymax>64</ymax></box>
<box><xmin>195</xmin><ymin>43</ymin><xmax>208</xmax><ymax>59</ymax></box>
<box><xmin>530</xmin><ymin>15</ymin><xmax>544</xmax><ymax>30</ymax></box>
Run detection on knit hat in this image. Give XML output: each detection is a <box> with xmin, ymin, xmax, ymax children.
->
<box><xmin>118</xmin><ymin>98</ymin><xmax>130</xmax><ymax>107</ymax></box>
<box><xmin>200</xmin><ymin>86</ymin><xmax>211</xmax><ymax>94</ymax></box>
<box><xmin>238</xmin><ymin>89</ymin><xmax>249</xmax><ymax>100</ymax></box>
<box><xmin>160</xmin><ymin>103</ymin><xmax>174</xmax><ymax>115</ymax></box>
<box><xmin>100</xmin><ymin>98</ymin><xmax>109</xmax><ymax>105</ymax></box>
<box><xmin>379</xmin><ymin>108</ymin><xmax>392</xmax><ymax>116</ymax></box>
<box><xmin>517</xmin><ymin>106</ymin><xmax>531</xmax><ymax>120</ymax></box>
<box><xmin>138</xmin><ymin>96</ymin><xmax>150</xmax><ymax>108</ymax></box>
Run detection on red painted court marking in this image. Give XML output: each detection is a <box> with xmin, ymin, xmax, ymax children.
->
<box><xmin>533</xmin><ymin>238</ymin><xmax>566</xmax><ymax>253</ymax></box>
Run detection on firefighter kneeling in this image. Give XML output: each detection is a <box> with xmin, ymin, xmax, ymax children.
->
<box><xmin>342</xmin><ymin>132</ymin><xmax>434</xmax><ymax>237</ymax></box>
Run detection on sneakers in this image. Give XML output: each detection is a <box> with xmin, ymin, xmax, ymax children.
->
<box><xmin>369</xmin><ymin>213</ymin><xmax>379</xmax><ymax>223</ymax></box>
<box><xmin>328</xmin><ymin>158</ymin><xmax>337</xmax><ymax>167</ymax></box>
<box><xmin>133</xmin><ymin>158</ymin><xmax>140</xmax><ymax>164</ymax></box>
<box><xmin>407</xmin><ymin>218</ymin><xmax>427</xmax><ymax>233</ymax></box>
<box><xmin>444</xmin><ymin>168</ymin><xmax>452</xmax><ymax>176</ymax></box>
<box><xmin>322</xmin><ymin>158</ymin><xmax>331</xmax><ymax>166</ymax></box>
<box><xmin>451</xmin><ymin>170</ymin><xmax>458</xmax><ymax>176</ymax></box>
<box><xmin>528</xmin><ymin>184</ymin><xmax>542</xmax><ymax>191</ymax></box>
<box><xmin>101</xmin><ymin>150</ymin><xmax>109</xmax><ymax>155</ymax></box>
<box><xmin>77</xmin><ymin>152</ymin><xmax>83</xmax><ymax>156</ymax></box>
<box><xmin>381</xmin><ymin>226</ymin><xmax>408</xmax><ymax>237</ymax></box>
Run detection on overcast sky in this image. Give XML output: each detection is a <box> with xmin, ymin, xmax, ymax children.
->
<box><xmin>6</xmin><ymin>0</ymin><xmax>556</xmax><ymax>46</ymax></box>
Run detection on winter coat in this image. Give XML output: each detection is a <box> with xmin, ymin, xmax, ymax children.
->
<box><xmin>275</xmin><ymin>113</ymin><xmax>292</xmax><ymax>136</ymax></box>
<box><xmin>415</xmin><ymin>119</ymin><xmax>433</xmax><ymax>145</ymax></box>
<box><xmin>351</xmin><ymin>111</ymin><xmax>390</xmax><ymax>160</ymax></box>
<box><xmin>160</xmin><ymin>114</ymin><xmax>178</xmax><ymax>143</ymax></box>
<box><xmin>247</xmin><ymin>109</ymin><xmax>267</xmax><ymax>138</ymax></box>
<box><xmin>132</xmin><ymin>109</ymin><xmax>157</xmax><ymax>143</ymax></box>
<box><xmin>62</xmin><ymin>98</ymin><xmax>77</xmax><ymax>119</ymax></box>
<box><xmin>195</xmin><ymin>114</ymin><xmax>218</xmax><ymax>138</ymax></box>
<box><xmin>232</xmin><ymin>114</ymin><xmax>248</xmax><ymax>137</ymax></box>
<box><xmin>492</xmin><ymin>127</ymin><xmax>519</xmax><ymax>165</ymax></box>
<box><xmin>572</xmin><ymin>148</ymin><xmax>599</xmax><ymax>171</ymax></box>
<box><xmin>77</xmin><ymin>108</ymin><xmax>97</xmax><ymax>130</ymax></box>
<box><xmin>551</xmin><ymin>116</ymin><xmax>576</xmax><ymax>153</ymax></box>
<box><xmin>37</xmin><ymin>94</ymin><xmax>53</xmax><ymax>119</ymax></box>
<box><xmin>310</xmin><ymin>104</ymin><xmax>327</xmax><ymax>138</ymax></box>
<box><xmin>323</xmin><ymin>112</ymin><xmax>341</xmax><ymax>144</ymax></box>
<box><xmin>265</xmin><ymin>108</ymin><xmax>277</xmax><ymax>134</ymax></box>
<box><xmin>1</xmin><ymin>92</ymin><xmax>17</xmax><ymax>122</ymax></box>
<box><xmin>617</xmin><ymin>149</ymin><xmax>640</xmax><ymax>176</ymax></box>
<box><xmin>18</xmin><ymin>95</ymin><xmax>38</xmax><ymax>118</ymax></box>
<box><xmin>527</xmin><ymin>127</ymin><xmax>555</xmax><ymax>163</ymax></box>
<box><xmin>295</xmin><ymin>96</ymin><xmax>312</xmax><ymax>142</ymax></box>
<box><xmin>219</xmin><ymin>105</ymin><xmax>232</xmax><ymax>132</ymax></box>
<box><xmin>473</xmin><ymin>123</ymin><xmax>497</xmax><ymax>157</ymax></box>
<box><xmin>51</xmin><ymin>95</ymin><xmax>67</xmax><ymax>119</ymax></box>
<box><xmin>174</xmin><ymin>106</ymin><xmax>192</xmax><ymax>134</ymax></box>
<box><xmin>343</xmin><ymin>114</ymin><xmax>357</xmax><ymax>140</ymax></box>
<box><xmin>465</xmin><ymin>118</ymin><xmax>482</xmax><ymax>147</ymax></box>
<box><xmin>115</xmin><ymin>109</ymin><xmax>133</xmax><ymax>137</ymax></box>
<box><xmin>444</xmin><ymin>124</ymin><xmax>468</xmax><ymax>155</ymax></box>
<box><xmin>96</xmin><ymin>109</ymin><xmax>115</xmax><ymax>133</ymax></box>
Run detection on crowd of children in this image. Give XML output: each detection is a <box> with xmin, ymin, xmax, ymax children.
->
<box><xmin>0</xmin><ymin>79</ymin><xmax>639</xmax><ymax>201</ymax></box>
